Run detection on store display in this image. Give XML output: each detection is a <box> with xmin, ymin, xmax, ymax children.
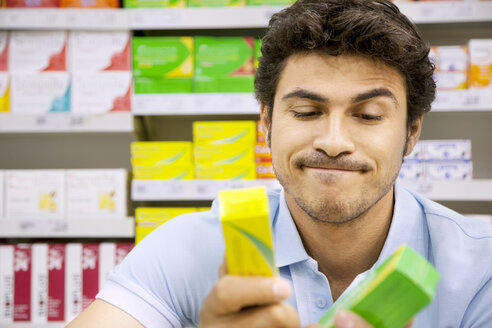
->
<box><xmin>469</xmin><ymin>39</ymin><xmax>492</xmax><ymax>88</ymax></box>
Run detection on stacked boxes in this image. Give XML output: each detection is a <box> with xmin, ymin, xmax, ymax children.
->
<box><xmin>131</xmin><ymin>142</ymin><xmax>195</xmax><ymax>180</ymax></box>
<box><xmin>399</xmin><ymin>140</ymin><xmax>472</xmax><ymax>181</ymax></box>
<box><xmin>135</xmin><ymin>207</ymin><xmax>208</xmax><ymax>243</ymax></box>
<box><xmin>1</xmin><ymin>170</ymin><xmax>127</xmax><ymax>220</ymax></box>
<box><xmin>255</xmin><ymin>121</ymin><xmax>276</xmax><ymax>179</ymax></box>
<box><xmin>469</xmin><ymin>39</ymin><xmax>492</xmax><ymax>89</ymax></box>
<box><xmin>193</xmin><ymin>121</ymin><xmax>257</xmax><ymax>179</ymax></box>
<box><xmin>430</xmin><ymin>46</ymin><xmax>469</xmax><ymax>90</ymax></box>
<box><xmin>0</xmin><ymin>242</ymin><xmax>133</xmax><ymax>323</ymax></box>
<box><xmin>133</xmin><ymin>37</ymin><xmax>194</xmax><ymax>94</ymax></box>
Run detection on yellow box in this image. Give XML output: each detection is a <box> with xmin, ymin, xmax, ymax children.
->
<box><xmin>220</xmin><ymin>186</ymin><xmax>277</xmax><ymax>276</ymax></box>
<box><xmin>133</xmin><ymin>165</ymin><xmax>195</xmax><ymax>180</ymax></box>
<box><xmin>194</xmin><ymin>145</ymin><xmax>255</xmax><ymax>166</ymax></box>
<box><xmin>193</xmin><ymin>121</ymin><xmax>256</xmax><ymax>147</ymax></box>
<box><xmin>0</xmin><ymin>73</ymin><xmax>9</xmax><ymax>112</ymax></box>
<box><xmin>195</xmin><ymin>165</ymin><xmax>256</xmax><ymax>180</ymax></box>
<box><xmin>131</xmin><ymin>141</ymin><xmax>193</xmax><ymax>166</ymax></box>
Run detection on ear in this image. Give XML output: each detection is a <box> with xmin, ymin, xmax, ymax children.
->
<box><xmin>259</xmin><ymin>103</ymin><xmax>271</xmax><ymax>146</ymax></box>
<box><xmin>404</xmin><ymin>115</ymin><xmax>423</xmax><ymax>156</ymax></box>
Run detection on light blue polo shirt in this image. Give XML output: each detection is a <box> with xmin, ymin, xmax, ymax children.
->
<box><xmin>97</xmin><ymin>182</ymin><xmax>492</xmax><ymax>327</ymax></box>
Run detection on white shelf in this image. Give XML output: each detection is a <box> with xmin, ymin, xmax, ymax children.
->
<box><xmin>399</xmin><ymin>180</ymin><xmax>492</xmax><ymax>201</ymax></box>
<box><xmin>0</xmin><ymin>217</ymin><xmax>134</xmax><ymax>238</ymax></box>
<box><xmin>0</xmin><ymin>112</ymin><xmax>133</xmax><ymax>133</ymax></box>
<box><xmin>132</xmin><ymin>93</ymin><xmax>259</xmax><ymax>116</ymax></box>
<box><xmin>0</xmin><ymin>8</ymin><xmax>130</xmax><ymax>30</ymax></box>
<box><xmin>132</xmin><ymin>179</ymin><xmax>281</xmax><ymax>201</ymax></box>
<box><xmin>432</xmin><ymin>89</ymin><xmax>492</xmax><ymax>112</ymax></box>
<box><xmin>1</xmin><ymin>2</ymin><xmax>491</xmax><ymax>30</ymax></box>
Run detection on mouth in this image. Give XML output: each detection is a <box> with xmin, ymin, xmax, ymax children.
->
<box><xmin>303</xmin><ymin>166</ymin><xmax>360</xmax><ymax>172</ymax></box>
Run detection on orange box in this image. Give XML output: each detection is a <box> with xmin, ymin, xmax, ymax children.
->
<box><xmin>469</xmin><ymin>39</ymin><xmax>492</xmax><ymax>89</ymax></box>
<box><xmin>60</xmin><ymin>0</ymin><xmax>117</xmax><ymax>8</ymax></box>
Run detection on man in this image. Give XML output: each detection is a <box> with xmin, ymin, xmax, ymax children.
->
<box><xmin>68</xmin><ymin>0</ymin><xmax>492</xmax><ymax>327</ymax></box>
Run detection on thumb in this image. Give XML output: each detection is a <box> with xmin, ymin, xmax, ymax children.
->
<box><xmin>334</xmin><ymin>310</ymin><xmax>373</xmax><ymax>328</ymax></box>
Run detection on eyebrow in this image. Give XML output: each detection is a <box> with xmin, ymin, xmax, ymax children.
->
<box><xmin>281</xmin><ymin>87</ymin><xmax>398</xmax><ymax>106</ymax></box>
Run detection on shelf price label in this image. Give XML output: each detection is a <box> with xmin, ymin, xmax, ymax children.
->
<box><xmin>18</xmin><ymin>219</ymin><xmax>68</xmax><ymax>236</ymax></box>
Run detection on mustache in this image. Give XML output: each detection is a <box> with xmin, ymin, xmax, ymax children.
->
<box><xmin>294</xmin><ymin>153</ymin><xmax>372</xmax><ymax>172</ymax></box>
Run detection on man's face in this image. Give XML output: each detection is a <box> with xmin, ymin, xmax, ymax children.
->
<box><xmin>261</xmin><ymin>53</ymin><xmax>421</xmax><ymax>224</ymax></box>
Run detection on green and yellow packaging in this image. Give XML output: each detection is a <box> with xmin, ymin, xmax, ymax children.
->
<box><xmin>318</xmin><ymin>245</ymin><xmax>440</xmax><ymax>328</ymax></box>
<box><xmin>135</xmin><ymin>207</ymin><xmax>198</xmax><ymax>243</ymax></box>
<box><xmin>194</xmin><ymin>37</ymin><xmax>254</xmax><ymax>92</ymax></box>
<box><xmin>188</xmin><ymin>0</ymin><xmax>246</xmax><ymax>7</ymax></box>
<box><xmin>124</xmin><ymin>0</ymin><xmax>186</xmax><ymax>7</ymax></box>
<box><xmin>193</xmin><ymin>121</ymin><xmax>256</xmax><ymax>147</ymax></box>
<box><xmin>247</xmin><ymin>0</ymin><xmax>294</xmax><ymax>5</ymax></box>
<box><xmin>134</xmin><ymin>76</ymin><xmax>193</xmax><ymax>94</ymax></box>
<box><xmin>131</xmin><ymin>141</ymin><xmax>193</xmax><ymax>166</ymax></box>
<box><xmin>0</xmin><ymin>73</ymin><xmax>9</xmax><ymax>112</ymax></box>
<box><xmin>133</xmin><ymin>165</ymin><xmax>195</xmax><ymax>180</ymax></box>
<box><xmin>254</xmin><ymin>38</ymin><xmax>262</xmax><ymax>70</ymax></box>
<box><xmin>196</xmin><ymin>164</ymin><xmax>256</xmax><ymax>179</ymax></box>
<box><xmin>194</xmin><ymin>145</ymin><xmax>256</xmax><ymax>166</ymax></box>
<box><xmin>220</xmin><ymin>186</ymin><xmax>277</xmax><ymax>276</ymax></box>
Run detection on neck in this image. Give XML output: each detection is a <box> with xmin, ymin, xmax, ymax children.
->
<box><xmin>286</xmin><ymin>186</ymin><xmax>394</xmax><ymax>300</ymax></box>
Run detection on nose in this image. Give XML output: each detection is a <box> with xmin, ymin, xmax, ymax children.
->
<box><xmin>312</xmin><ymin>114</ymin><xmax>355</xmax><ymax>157</ymax></box>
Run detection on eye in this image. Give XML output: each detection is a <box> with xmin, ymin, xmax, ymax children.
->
<box><xmin>292</xmin><ymin>110</ymin><xmax>320</xmax><ymax>118</ymax></box>
<box><xmin>355</xmin><ymin>114</ymin><xmax>383</xmax><ymax>121</ymax></box>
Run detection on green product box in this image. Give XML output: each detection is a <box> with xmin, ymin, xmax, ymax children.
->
<box><xmin>133</xmin><ymin>37</ymin><xmax>193</xmax><ymax>78</ymax></box>
<box><xmin>247</xmin><ymin>0</ymin><xmax>294</xmax><ymax>5</ymax></box>
<box><xmin>123</xmin><ymin>0</ymin><xmax>186</xmax><ymax>8</ymax></box>
<box><xmin>254</xmin><ymin>38</ymin><xmax>262</xmax><ymax>70</ymax></box>
<box><xmin>319</xmin><ymin>245</ymin><xmax>440</xmax><ymax>328</ymax></box>
<box><xmin>188</xmin><ymin>0</ymin><xmax>246</xmax><ymax>7</ymax></box>
<box><xmin>134</xmin><ymin>77</ymin><xmax>193</xmax><ymax>94</ymax></box>
<box><xmin>194</xmin><ymin>37</ymin><xmax>255</xmax><ymax>93</ymax></box>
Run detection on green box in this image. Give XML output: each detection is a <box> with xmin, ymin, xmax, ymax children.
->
<box><xmin>123</xmin><ymin>0</ymin><xmax>186</xmax><ymax>7</ymax></box>
<box><xmin>247</xmin><ymin>0</ymin><xmax>294</xmax><ymax>5</ymax></box>
<box><xmin>188</xmin><ymin>0</ymin><xmax>246</xmax><ymax>7</ymax></box>
<box><xmin>318</xmin><ymin>245</ymin><xmax>440</xmax><ymax>328</ymax></box>
<box><xmin>133</xmin><ymin>37</ymin><xmax>194</xmax><ymax>78</ymax></box>
<box><xmin>194</xmin><ymin>37</ymin><xmax>255</xmax><ymax>93</ymax></box>
<box><xmin>134</xmin><ymin>77</ymin><xmax>193</xmax><ymax>94</ymax></box>
<box><xmin>254</xmin><ymin>38</ymin><xmax>262</xmax><ymax>70</ymax></box>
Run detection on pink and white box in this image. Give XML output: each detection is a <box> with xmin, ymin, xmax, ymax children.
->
<box><xmin>13</xmin><ymin>244</ymin><xmax>32</xmax><ymax>322</ymax></box>
<box><xmin>0</xmin><ymin>31</ymin><xmax>8</xmax><ymax>72</ymax></box>
<box><xmin>82</xmin><ymin>244</ymin><xmax>100</xmax><ymax>311</ymax></box>
<box><xmin>9</xmin><ymin>31</ymin><xmax>67</xmax><ymax>72</ymax></box>
<box><xmin>69</xmin><ymin>31</ymin><xmax>131</xmax><ymax>72</ymax></box>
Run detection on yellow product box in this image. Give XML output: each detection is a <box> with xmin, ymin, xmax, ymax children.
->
<box><xmin>133</xmin><ymin>165</ymin><xmax>195</xmax><ymax>180</ymax></box>
<box><xmin>135</xmin><ymin>207</ymin><xmax>198</xmax><ymax>243</ymax></box>
<box><xmin>469</xmin><ymin>39</ymin><xmax>492</xmax><ymax>88</ymax></box>
<box><xmin>193</xmin><ymin>121</ymin><xmax>256</xmax><ymax>147</ymax></box>
<box><xmin>131</xmin><ymin>141</ymin><xmax>193</xmax><ymax>165</ymax></box>
<box><xmin>220</xmin><ymin>186</ymin><xmax>277</xmax><ymax>276</ymax></box>
<box><xmin>194</xmin><ymin>145</ymin><xmax>255</xmax><ymax>166</ymax></box>
<box><xmin>0</xmin><ymin>73</ymin><xmax>9</xmax><ymax>112</ymax></box>
<box><xmin>195</xmin><ymin>165</ymin><xmax>256</xmax><ymax>180</ymax></box>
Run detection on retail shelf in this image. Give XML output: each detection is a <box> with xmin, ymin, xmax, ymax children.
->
<box><xmin>132</xmin><ymin>179</ymin><xmax>281</xmax><ymax>201</ymax></box>
<box><xmin>132</xmin><ymin>93</ymin><xmax>259</xmax><ymax>115</ymax></box>
<box><xmin>399</xmin><ymin>180</ymin><xmax>492</xmax><ymax>201</ymax></box>
<box><xmin>1</xmin><ymin>323</ymin><xmax>66</xmax><ymax>328</ymax></box>
<box><xmin>0</xmin><ymin>8</ymin><xmax>130</xmax><ymax>30</ymax></box>
<box><xmin>432</xmin><ymin>89</ymin><xmax>492</xmax><ymax>112</ymax></box>
<box><xmin>397</xmin><ymin>2</ymin><xmax>492</xmax><ymax>24</ymax></box>
<box><xmin>0</xmin><ymin>217</ymin><xmax>134</xmax><ymax>238</ymax></box>
<box><xmin>0</xmin><ymin>112</ymin><xmax>133</xmax><ymax>133</ymax></box>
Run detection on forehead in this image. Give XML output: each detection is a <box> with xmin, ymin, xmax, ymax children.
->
<box><xmin>275</xmin><ymin>52</ymin><xmax>407</xmax><ymax>102</ymax></box>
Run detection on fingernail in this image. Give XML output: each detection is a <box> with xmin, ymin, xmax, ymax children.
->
<box><xmin>272</xmin><ymin>279</ymin><xmax>291</xmax><ymax>300</ymax></box>
<box><xmin>334</xmin><ymin>310</ymin><xmax>355</xmax><ymax>328</ymax></box>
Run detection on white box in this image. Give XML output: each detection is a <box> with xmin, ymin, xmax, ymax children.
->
<box><xmin>47</xmin><ymin>244</ymin><xmax>66</xmax><ymax>322</ymax></box>
<box><xmin>71</xmin><ymin>72</ymin><xmax>132</xmax><ymax>114</ymax></box>
<box><xmin>425</xmin><ymin>161</ymin><xmax>473</xmax><ymax>180</ymax></box>
<box><xmin>469</xmin><ymin>39</ymin><xmax>492</xmax><ymax>89</ymax></box>
<box><xmin>66</xmin><ymin>169</ymin><xmax>127</xmax><ymax>219</ymax></box>
<box><xmin>434</xmin><ymin>71</ymin><xmax>468</xmax><ymax>90</ymax></box>
<box><xmin>9</xmin><ymin>31</ymin><xmax>67</xmax><ymax>73</ymax></box>
<box><xmin>5</xmin><ymin>170</ymin><xmax>65</xmax><ymax>219</ymax></box>
<box><xmin>398</xmin><ymin>161</ymin><xmax>424</xmax><ymax>180</ymax></box>
<box><xmin>405</xmin><ymin>141</ymin><xmax>424</xmax><ymax>161</ymax></box>
<box><xmin>0</xmin><ymin>245</ymin><xmax>14</xmax><ymax>324</ymax></box>
<box><xmin>99</xmin><ymin>243</ymin><xmax>115</xmax><ymax>287</ymax></box>
<box><xmin>31</xmin><ymin>244</ymin><xmax>48</xmax><ymax>324</ymax></box>
<box><xmin>13</xmin><ymin>244</ymin><xmax>32</xmax><ymax>322</ymax></box>
<box><xmin>0</xmin><ymin>31</ymin><xmax>8</xmax><ymax>71</ymax></box>
<box><xmin>81</xmin><ymin>244</ymin><xmax>100</xmax><ymax>311</ymax></box>
<box><xmin>0</xmin><ymin>171</ymin><xmax>4</xmax><ymax>218</ymax></box>
<box><xmin>432</xmin><ymin>46</ymin><xmax>468</xmax><ymax>72</ymax></box>
<box><xmin>69</xmin><ymin>31</ymin><xmax>131</xmax><ymax>72</ymax></box>
<box><xmin>423</xmin><ymin>139</ymin><xmax>472</xmax><ymax>161</ymax></box>
<box><xmin>11</xmin><ymin>73</ymin><xmax>71</xmax><ymax>114</ymax></box>
<box><xmin>65</xmin><ymin>243</ymin><xmax>82</xmax><ymax>323</ymax></box>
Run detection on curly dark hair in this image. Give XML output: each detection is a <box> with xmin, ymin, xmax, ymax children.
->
<box><xmin>255</xmin><ymin>0</ymin><xmax>436</xmax><ymax>130</ymax></box>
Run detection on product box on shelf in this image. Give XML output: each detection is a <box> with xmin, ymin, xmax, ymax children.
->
<box><xmin>135</xmin><ymin>207</ymin><xmax>198</xmax><ymax>243</ymax></box>
<box><xmin>424</xmin><ymin>160</ymin><xmax>473</xmax><ymax>180</ymax></box>
<box><xmin>0</xmin><ymin>31</ymin><xmax>8</xmax><ymax>72</ymax></box>
<box><xmin>5</xmin><ymin>170</ymin><xmax>65</xmax><ymax>219</ymax></box>
<box><xmin>188</xmin><ymin>0</ymin><xmax>246</xmax><ymax>6</ymax></box>
<box><xmin>195</xmin><ymin>164</ymin><xmax>256</xmax><ymax>179</ymax></box>
<box><xmin>60</xmin><ymin>0</ymin><xmax>117</xmax><ymax>7</ymax></box>
<box><xmin>10</xmin><ymin>73</ymin><xmax>70</xmax><ymax>114</ymax></box>
<box><xmin>134</xmin><ymin>76</ymin><xmax>193</xmax><ymax>94</ymax></box>
<box><xmin>469</xmin><ymin>39</ymin><xmax>492</xmax><ymax>89</ymax></box>
<box><xmin>423</xmin><ymin>139</ymin><xmax>472</xmax><ymax>161</ymax></box>
<box><xmin>254</xmin><ymin>38</ymin><xmax>261</xmax><ymax>70</ymax></box>
<box><xmin>69</xmin><ymin>32</ymin><xmax>131</xmax><ymax>72</ymax></box>
<box><xmin>256</xmin><ymin>160</ymin><xmax>276</xmax><ymax>179</ymax></box>
<box><xmin>131</xmin><ymin>141</ymin><xmax>193</xmax><ymax>166</ymax></box>
<box><xmin>4</xmin><ymin>0</ymin><xmax>60</xmax><ymax>7</ymax></box>
<box><xmin>71</xmin><ymin>72</ymin><xmax>132</xmax><ymax>113</ymax></box>
<box><xmin>193</xmin><ymin>121</ymin><xmax>256</xmax><ymax>147</ymax></box>
<box><xmin>132</xmin><ymin>164</ymin><xmax>195</xmax><ymax>180</ymax></box>
<box><xmin>194</xmin><ymin>144</ymin><xmax>256</xmax><ymax>166</ymax></box>
<box><xmin>194</xmin><ymin>37</ymin><xmax>255</xmax><ymax>92</ymax></box>
<box><xmin>65</xmin><ymin>243</ymin><xmax>82</xmax><ymax>323</ymax></box>
<box><xmin>9</xmin><ymin>31</ymin><xmax>67</xmax><ymax>72</ymax></box>
<box><xmin>14</xmin><ymin>244</ymin><xmax>32</xmax><ymax>322</ymax></box>
<box><xmin>430</xmin><ymin>46</ymin><xmax>469</xmax><ymax>90</ymax></box>
<box><xmin>0</xmin><ymin>73</ymin><xmax>9</xmax><ymax>112</ymax></box>
<box><xmin>0</xmin><ymin>244</ymin><xmax>14</xmax><ymax>323</ymax></box>
<box><xmin>123</xmin><ymin>0</ymin><xmax>186</xmax><ymax>7</ymax></box>
<box><xmin>66</xmin><ymin>169</ymin><xmax>127</xmax><ymax>219</ymax></box>
<box><xmin>0</xmin><ymin>171</ymin><xmax>3</xmax><ymax>218</ymax></box>
<box><xmin>398</xmin><ymin>160</ymin><xmax>424</xmax><ymax>181</ymax></box>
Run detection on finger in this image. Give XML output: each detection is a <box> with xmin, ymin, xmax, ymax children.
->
<box><xmin>334</xmin><ymin>310</ymin><xmax>373</xmax><ymax>328</ymax></box>
<box><xmin>230</xmin><ymin>302</ymin><xmax>301</xmax><ymax>328</ymax></box>
<box><xmin>205</xmin><ymin>275</ymin><xmax>292</xmax><ymax>315</ymax></box>
<box><xmin>219</xmin><ymin>256</ymin><xmax>227</xmax><ymax>278</ymax></box>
